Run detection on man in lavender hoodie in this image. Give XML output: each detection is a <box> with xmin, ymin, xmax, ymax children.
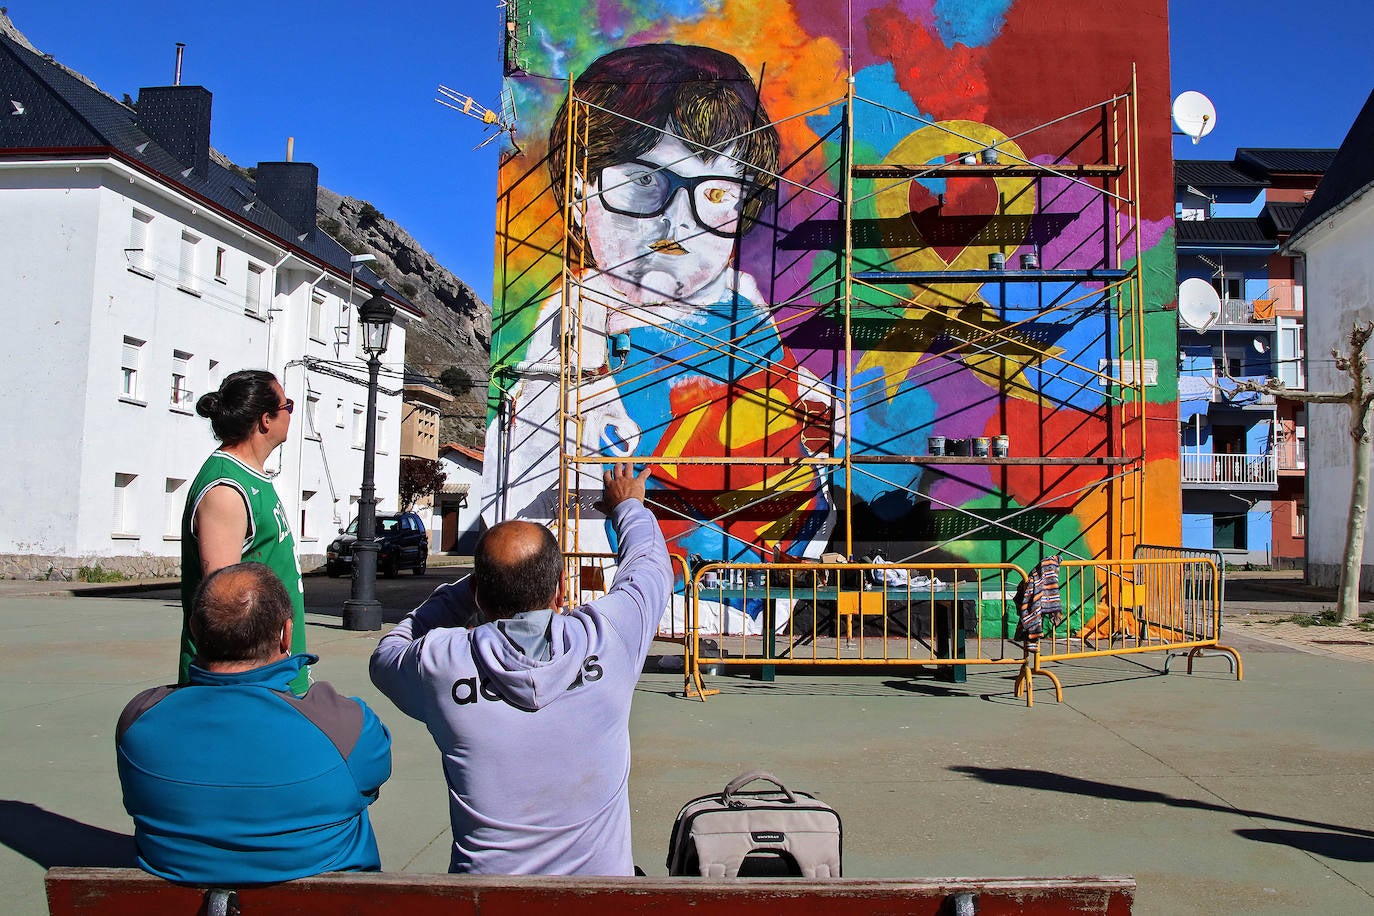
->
<box><xmin>370</xmin><ymin>463</ymin><xmax>671</xmax><ymax>875</ymax></box>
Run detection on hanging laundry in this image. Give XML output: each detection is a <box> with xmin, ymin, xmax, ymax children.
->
<box><xmin>1016</xmin><ymin>556</ymin><xmax>1064</xmax><ymax>639</ymax></box>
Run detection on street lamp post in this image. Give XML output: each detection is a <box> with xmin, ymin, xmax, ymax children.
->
<box><xmin>341</xmin><ymin>293</ymin><xmax>397</xmax><ymax>631</ymax></box>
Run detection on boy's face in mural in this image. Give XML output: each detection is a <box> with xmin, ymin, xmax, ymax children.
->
<box><xmin>580</xmin><ymin>134</ymin><xmax>748</xmax><ymax>307</ymax></box>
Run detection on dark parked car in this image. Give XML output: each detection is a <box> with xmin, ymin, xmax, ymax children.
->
<box><xmin>326</xmin><ymin>512</ymin><xmax>429</xmax><ymax>577</ymax></box>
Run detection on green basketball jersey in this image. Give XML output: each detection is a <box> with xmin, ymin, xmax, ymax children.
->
<box><xmin>179</xmin><ymin>451</ymin><xmax>308</xmax><ymax>693</ymax></box>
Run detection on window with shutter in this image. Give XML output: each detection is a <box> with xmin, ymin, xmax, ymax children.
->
<box><xmin>305</xmin><ymin>394</ymin><xmax>321</xmax><ymax>440</ymax></box>
<box><xmin>246</xmin><ymin>265</ymin><xmax>265</xmax><ymax>316</ymax></box>
<box><xmin>179</xmin><ymin>231</ymin><xmax>199</xmax><ymax>291</ymax></box>
<box><xmin>120</xmin><ymin>337</ymin><xmax>143</xmax><ymax>399</ymax></box>
<box><xmin>300</xmin><ymin>490</ymin><xmax>317</xmax><ymax>540</ymax></box>
<box><xmin>165</xmin><ymin>478</ymin><xmax>186</xmax><ymax>538</ymax></box>
<box><xmin>114</xmin><ymin>473</ymin><xmax>137</xmax><ymax>535</ymax></box>
<box><xmin>171</xmin><ymin>350</ymin><xmax>192</xmax><ymax>408</ymax></box>
<box><xmin>128</xmin><ymin>210</ymin><xmax>153</xmax><ymax>272</ymax></box>
<box><xmin>310</xmin><ymin>292</ymin><xmax>326</xmax><ymax>342</ymax></box>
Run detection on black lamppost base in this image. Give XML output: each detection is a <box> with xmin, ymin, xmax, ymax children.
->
<box><xmin>342</xmin><ymin>598</ymin><xmax>383</xmax><ymax>631</ymax></box>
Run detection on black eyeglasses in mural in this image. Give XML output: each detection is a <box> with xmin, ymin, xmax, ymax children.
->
<box><xmin>595</xmin><ymin>161</ymin><xmax>762</xmax><ymax>237</ymax></box>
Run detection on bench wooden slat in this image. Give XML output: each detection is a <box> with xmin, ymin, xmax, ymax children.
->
<box><xmin>46</xmin><ymin>867</ymin><xmax>1134</xmax><ymax>915</ymax></box>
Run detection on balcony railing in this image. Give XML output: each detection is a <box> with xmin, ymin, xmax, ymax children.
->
<box><xmin>1274</xmin><ymin>439</ymin><xmax>1306</xmax><ymax>471</ymax></box>
<box><xmin>1215</xmin><ymin>298</ymin><xmax>1276</xmax><ymax>327</ymax></box>
<box><xmin>1180</xmin><ymin>452</ymin><xmax>1277</xmax><ymax>487</ymax></box>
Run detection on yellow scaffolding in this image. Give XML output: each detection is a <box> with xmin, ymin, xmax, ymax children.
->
<box><xmin>536</xmin><ymin>68</ymin><xmax>1150</xmax><ymax>566</ymax></box>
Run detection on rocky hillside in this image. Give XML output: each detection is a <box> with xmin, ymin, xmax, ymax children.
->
<box><xmin>316</xmin><ymin>188</ymin><xmax>491</xmax><ymax>447</ymax></box>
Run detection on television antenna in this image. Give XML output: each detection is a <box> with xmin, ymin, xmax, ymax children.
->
<box><xmin>436</xmin><ymin>85</ymin><xmax>520</xmax><ymax>152</ymax></box>
<box><xmin>1172</xmin><ymin>91</ymin><xmax>1217</xmax><ymax>145</ymax></box>
<box><xmin>1178</xmin><ymin>278</ymin><xmax>1221</xmax><ymax>333</ymax></box>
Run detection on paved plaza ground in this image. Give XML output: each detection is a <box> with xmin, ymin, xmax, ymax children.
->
<box><xmin>3</xmin><ymin>569</ymin><xmax>1374</xmax><ymax>913</ymax></box>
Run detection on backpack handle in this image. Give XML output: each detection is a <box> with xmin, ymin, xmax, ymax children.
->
<box><xmin>723</xmin><ymin>770</ymin><xmax>798</xmax><ymax>806</ymax></box>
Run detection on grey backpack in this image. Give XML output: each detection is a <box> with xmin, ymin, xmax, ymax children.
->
<box><xmin>666</xmin><ymin>770</ymin><xmax>842</xmax><ymax>878</ymax></box>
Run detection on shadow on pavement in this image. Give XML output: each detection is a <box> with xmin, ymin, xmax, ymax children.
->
<box><xmin>951</xmin><ymin>767</ymin><xmax>1374</xmax><ymax>852</ymax></box>
<box><xmin>0</xmin><ymin>800</ymin><xmax>136</xmax><ymax>868</ymax></box>
<box><xmin>1235</xmin><ymin>828</ymin><xmax>1374</xmax><ymax>862</ymax></box>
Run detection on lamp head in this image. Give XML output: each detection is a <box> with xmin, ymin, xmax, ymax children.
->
<box><xmin>358</xmin><ymin>293</ymin><xmax>397</xmax><ymax>355</ymax></box>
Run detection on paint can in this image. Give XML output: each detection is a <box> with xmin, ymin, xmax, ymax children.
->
<box><xmin>981</xmin><ymin>147</ymin><xmax>1000</xmax><ymax>165</ymax></box>
<box><xmin>927</xmin><ymin>435</ymin><xmax>946</xmax><ymax>457</ymax></box>
<box><xmin>948</xmin><ymin>437</ymin><xmax>971</xmax><ymax>457</ymax></box>
<box><xmin>1020</xmin><ymin>252</ymin><xmax>1039</xmax><ymax>270</ymax></box>
<box><xmin>992</xmin><ymin>435</ymin><xmax>1010</xmax><ymax>458</ymax></box>
<box><xmin>989</xmin><ymin>252</ymin><xmax>1006</xmax><ymax>270</ymax></box>
<box><xmin>971</xmin><ymin>437</ymin><xmax>991</xmax><ymax>457</ymax></box>
<box><xmin>959</xmin><ymin>151</ymin><xmax>977</xmax><ymax>166</ymax></box>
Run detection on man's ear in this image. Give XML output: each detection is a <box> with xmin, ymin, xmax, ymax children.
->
<box><xmin>279</xmin><ymin>618</ymin><xmax>293</xmax><ymax>655</ymax></box>
<box><xmin>553</xmin><ymin>576</ymin><xmax>567</xmax><ymax>613</ymax></box>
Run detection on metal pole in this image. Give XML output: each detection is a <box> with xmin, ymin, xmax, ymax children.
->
<box><xmin>342</xmin><ymin>351</ymin><xmax>383</xmax><ymax>630</ymax></box>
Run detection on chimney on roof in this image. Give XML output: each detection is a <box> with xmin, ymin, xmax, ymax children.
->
<box><xmin>134</xmin><ymin>85</ymin><xmax>212</xmax><ymax>179</ymax></box>
<box><xmin>254</xmin><ymin>161</ymin><xmax>319</xmax><ymax>240</ymax></box>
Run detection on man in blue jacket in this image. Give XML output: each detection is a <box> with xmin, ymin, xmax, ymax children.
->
<box><xmin>370</xmin><ymin>463</ymin><xmax>671</xmax><ymax>875</ymax></box>
<box><xmin>117</xmin><ymin>562</ymin><xmax>391</xmax><ymax>885</ymax></box>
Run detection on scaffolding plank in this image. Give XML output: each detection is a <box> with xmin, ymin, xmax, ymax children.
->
<box><xmin>855</xmin><ymin>269</ymin><xmax>1130</xmax><ymax>283</ymax></box>
<box><xmin>852</xmin><ymin>163</ymin><xmax>1124</xmax><ymax>179</ymax></box>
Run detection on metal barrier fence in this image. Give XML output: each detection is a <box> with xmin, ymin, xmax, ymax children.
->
<box><xmin>682</xmin><ymin>562</ymin><xmax>1030</xmax><ymax>700</ymax></box>
<box><xmin>568</xmin><ymin>549</ymin><xmax>1240</xmax><ymax>707</ymax></box>
<box><xmin>564</xmin><ymin>551</ymin><xmax>692</xmax><ymax>641</ymax></box>
<box><xmin>1017</xmin><ymin>554</ymin><xmax>1241</xmax><ymax>707</ymax></box>
<box><xmin>1133</xmin><ymin>543</ymin><xmax>1232</xmax><ymax>677</ymax></box>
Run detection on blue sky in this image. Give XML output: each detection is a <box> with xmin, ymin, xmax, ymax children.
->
<box><xmin>9</xmin><ymin>2</ymin><xmax>1372</xmax><ymax>303</ymax></box>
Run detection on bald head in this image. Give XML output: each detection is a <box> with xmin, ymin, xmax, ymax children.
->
<box><xmin>190</xmin><ymin>562</ymin><xmax>292</xmax><ymax>666</ymax></box>
<box><xmin>473</xmin><ymin>520</ymin><xmax>563</xmax><ymax>619</ymax></box>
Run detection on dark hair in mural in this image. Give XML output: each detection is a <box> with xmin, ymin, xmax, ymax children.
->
<box><xmin>548</xmin><ymin>43</ymin><xmax>781</xmax><ymax>254</ymax></box>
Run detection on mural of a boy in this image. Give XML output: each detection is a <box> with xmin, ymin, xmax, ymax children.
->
<box><xmin>481</xmin><ymin>43</ymin><xmax>835</xmax><ymax>568</ymax></box>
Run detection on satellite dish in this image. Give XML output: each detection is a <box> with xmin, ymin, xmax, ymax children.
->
<box><xmin>1173</xmin><ymin>91</ymin><xmax>1217</xmax><ymax>145</ymax></box>
<box><xmin>1178</xmin><ymin>278</ymin><xmax>1221</xmax><ymax>332</ymax></box>
<box><xmin>1253</xmin><ymin>337</ymin><xmax>1269</xmax><ymax>354</ymax></box>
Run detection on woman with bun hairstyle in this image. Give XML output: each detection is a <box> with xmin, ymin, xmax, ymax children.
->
<box><xmin>178</xmin><ymin>369</ymin><xmax>308</xmax><ymax>694</ymax></box>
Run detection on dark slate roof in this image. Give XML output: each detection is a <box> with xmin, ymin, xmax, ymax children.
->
<box><xmin>1290</xmin><ymin>90</ymin><xmax>1374</xmax><ymax>244</ymax></box>
<box><xmin>0</xmin><ymin>33</ymin><xmax>416</xmax><ymax>315</ymax></box>
<box><xmin>1175</xmin><ymin>218</ymin><xmax>1276</xmax><ymax>248</ymax></box>
<box><xmin>1260</xmin><ymin>201</ymin><xmax>1308</xmax><ymax>236</ymax></box>
<box><xmin>1175</xmin><ymin>160</ymin><xmax>1268</xmax><ymax>189</ymax></box>
<box><xmin>1235</xmin><ymin>148</ymin><xmax>1338</xmax><ymax>175</ymax></box>
<box><xmin>1177</xmin><ymin>149</ymin><xmax>1338</xmax><ymax>194</ymax></box>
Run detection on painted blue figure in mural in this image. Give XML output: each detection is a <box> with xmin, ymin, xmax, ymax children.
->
<box><xmin>481</xmin><ymin>44</ymin><xmax>836</xmax><ymax>613</ymax></box>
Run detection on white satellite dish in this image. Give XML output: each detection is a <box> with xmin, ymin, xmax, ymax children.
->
<box><xmin>1178</xmin><ymin>278</ymin><xmax>1221</xmax><ymax>332</ymax></box>
<box><xmin>1253</xmin><ymin>337</ymin><xmax>1269</xmax><ymax>354</ymax></box>
<box><xmin>1172</xmin><ymin>91</ymin><xmax>1217</xmax><ymax>145</ymax></box>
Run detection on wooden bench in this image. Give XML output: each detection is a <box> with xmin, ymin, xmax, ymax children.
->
<box><xmin>46</xmin><ymin>867</ymin><xmax>1134</xmax><ymax>915</ymax></box>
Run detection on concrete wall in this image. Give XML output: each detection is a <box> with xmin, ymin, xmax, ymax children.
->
<box><xmin>0</xmin><ymin>167</ymin><xmax>98</xmax><ymax>559</ymax></box>
<box><xmin>1296</xmin><ymin>193</ymin><xmax>1374</xmax><ymax>589</ymax></box>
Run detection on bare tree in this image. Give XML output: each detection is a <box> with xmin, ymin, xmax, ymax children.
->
<box><xmin>1231</xmin><ymin>320</ymin><xmax>1374</xmax><ymax>623</ymax></box>
<box><xmin>398</xmin><ymin>457</ymin><xmax>447</xmax><ymax>513</ymax></box>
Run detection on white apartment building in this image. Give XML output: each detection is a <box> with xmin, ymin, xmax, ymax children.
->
<box><xmin>0</xmin><ymin>32</ymin><xmax>417</xmax><ymax>578</ymax></box>
<box><xmin>1285</xmin><ymin>90</ymin><xmax>1374</xmax><ymax>591</ymax></box>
